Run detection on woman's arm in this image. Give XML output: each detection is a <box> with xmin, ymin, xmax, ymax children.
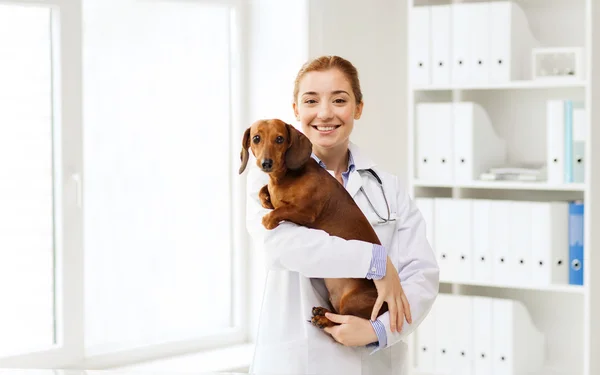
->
<box><xmin>245</xmin><ymin>162</ymin><xmax>387</xmax><ymax>279</ymax></box>
<box><xmin>369</xmin><ymin>176</ymin><xmax>440</xmax><ymax>353</ymax></box>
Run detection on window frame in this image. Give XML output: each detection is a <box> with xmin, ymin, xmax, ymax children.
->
<box><xmin>0</xmin><ymin>0</ymin><xmax>250</xmax><ymax>369</ymax></box>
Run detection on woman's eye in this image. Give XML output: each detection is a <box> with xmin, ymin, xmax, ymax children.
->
<box><xmin>253</xmin><ymin>135</ymin><xmax>260</xmax><ymax>144</ymax></box>
<box><xmin>304</xmin><ymin>99</ymin><xmax>317</xmax><ymax>104</ymax></box>
<box><xmin>275</xmin><ymin>136</ymin><xmax>284</xmax><ymax>144</ymax></box>
<box><xmin>334</xmin><ymin>98</ymin><xmax>346</xmax><ymax>104</ymax></box>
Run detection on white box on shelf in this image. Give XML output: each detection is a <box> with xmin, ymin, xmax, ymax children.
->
<box><xmin>532</xmin><ymin>47</ymin><xmax>584</xmax><ymax>81</ymax></box>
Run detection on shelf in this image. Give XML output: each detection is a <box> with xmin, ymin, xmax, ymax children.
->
<box><xmin>412</xmin><ymin>79</ymin><xmax>587</xmax><ymax>91</ymax></box>
<box><xmin>440</xmin><ymin>280</ymin><xmax>584</xmax><ymax>294</ymax></box>
<box><xmin>412</xmin><ymin>180</ymin><xmax>586</xmax><ymax>192</ymax></box>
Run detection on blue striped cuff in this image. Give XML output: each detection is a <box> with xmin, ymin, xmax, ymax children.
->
<box><xmin>369</xmin><ymin>319</ymin><xmax>388</xmax><ymax>348</ymax></box>
<box><xmin>366</xmin><ymin>244</ymin><xmax>387</xmax><ymax>279</ymax></box>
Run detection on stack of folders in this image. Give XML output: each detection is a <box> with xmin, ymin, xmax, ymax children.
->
<box><xmin>546</xmin><ymin>99</ymin><xmax>586</xmax><ymax>184</ymax></box>
<box><xmin>416</xmin><ymin>102</ymin><xmax>507</xmax><ymax>184</ymax></box>
<box><xmin>415</xmin><ymin>198</ymin><xmax>584</xmax><ymax>286</ymax></box>
<box><xmin>410</xmin><ymin>1</ymin><xmax>538</xmax><ymax>86</ymax></box>
<box><xmin>415</xmin><ymin>294</ymin><xmax>545</xmax><ymax>375</ymax></box>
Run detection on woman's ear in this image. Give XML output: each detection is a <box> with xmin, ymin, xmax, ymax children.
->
<box><xmin>354</xmin><ymin>101</ymin><xmax>364</xmax><ymax>119</ymax></box>
<box><xmin>285</xmin><ymin>124</ymin><xmax>313</xmax><ymax>170</ymax></box>
<box><xmin>238</xmin><ymin>127</ymin><xmax>251</xmax><ymax>174</ymax></box>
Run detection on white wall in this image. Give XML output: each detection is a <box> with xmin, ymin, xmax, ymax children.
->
<box><xmin>245</xmin><ymin>0</ymin><xmax>409</xmax><ymax>343</ymax></box>
<box><xmin>308</xmin><ymin>0</ymin><xmax>409</xmax><ymax>179</ymax></box>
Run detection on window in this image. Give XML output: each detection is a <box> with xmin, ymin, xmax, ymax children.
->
<box><xmin>0</xmin><ymin>3</ymin><xmax>57</xmax><ymax>357</ymax></box>
<box><xmin>0</xmin><ymin>0</ymin><xmax>245</xmax><ymax>368</ymax></box>
<box><xmin>82</xmin><ymin>0</ymin><xmax>243</xmax><ymax>357</ymax></box>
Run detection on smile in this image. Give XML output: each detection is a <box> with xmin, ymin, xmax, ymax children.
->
<box><xmin>312</xmin><ymin>125</ymin><xmax>341</xmax><ymax>132</ymax></box>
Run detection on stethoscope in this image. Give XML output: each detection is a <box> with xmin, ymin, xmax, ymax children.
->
<box><xmin>357</xmin><ymin>168</ymin><xmax>396</xmax><ymax>224</ymax></box>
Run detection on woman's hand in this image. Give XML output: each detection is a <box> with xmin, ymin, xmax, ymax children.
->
<box><xmin>323</xmin><ymin>312</ymin><xmax>378</xmax><ymax>347</ymax></box>
<box><xmin>371</xmin><ymin>256</ymin><xmax>412</xmax><ymax>333</ymax></box>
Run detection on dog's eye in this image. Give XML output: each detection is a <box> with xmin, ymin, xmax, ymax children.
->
<box><xmin>275</xmin><ymin>136</ymin><xmax>284</xmax><ymax>144</ymax></box>
<box><xmin>252</xmin><ymin>135</ymin><xmax>260</xmax><ymax>144</ymax></box>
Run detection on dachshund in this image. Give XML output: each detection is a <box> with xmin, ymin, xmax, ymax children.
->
<box><xmin>239</xmin><ymin>118</ymin><xmax>388</xmax><ymax>329</ymax></box>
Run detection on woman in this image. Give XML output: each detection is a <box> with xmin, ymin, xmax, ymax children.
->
<box><xmin>245</xmin><ymin>55</ymin><xmax>439</xmax><ymax>375</ymax></box>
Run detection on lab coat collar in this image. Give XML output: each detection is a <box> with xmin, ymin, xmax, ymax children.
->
<box><xmin>346</xmin><ymin>142</ymin><xmax>377</xmax><ymax>198</ymax></box>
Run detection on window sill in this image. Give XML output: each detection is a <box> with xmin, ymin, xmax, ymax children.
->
<box><xmin>110</xmin><ymin>343</ymin><xmax>254</xmax><ymax>373</ymax></box>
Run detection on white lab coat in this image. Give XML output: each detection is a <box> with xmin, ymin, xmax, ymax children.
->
<box><xmin>245</xmin><ymin>142</ymin><xmax>439</xmax><ymax>375</ymax></box>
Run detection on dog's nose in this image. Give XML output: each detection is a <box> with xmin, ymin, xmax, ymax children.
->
<box><xmin>262</xmin><ymin>159</ymin><xmax>273</xmax><ymax>170</ymax></box>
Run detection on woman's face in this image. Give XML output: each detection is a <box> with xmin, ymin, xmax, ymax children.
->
<box><xmin>293</xmin><ymin>68</ymin><xmax>363</xmax><ymax>152</ymax></box>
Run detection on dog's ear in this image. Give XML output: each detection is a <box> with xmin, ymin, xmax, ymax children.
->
<box><xmin>285</xmin><ymin>124</ymin><xmax>313</xmax><ymax>170</ymax></box>
<box><xmin>238</xmin><ymin>127</ymin><xmax>251</xmax><ymax>174</ymax></box>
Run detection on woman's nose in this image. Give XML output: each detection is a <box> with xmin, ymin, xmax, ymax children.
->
<box><xmin>317</xmin><ymin>102</ymin><xmax>334</xmax><ymax>120</ymax></box>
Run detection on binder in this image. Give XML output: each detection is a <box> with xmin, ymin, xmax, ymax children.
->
<box><xmin>415</xmin><ymin>300</ymin><xmax>436</xmax><ymax>373</ymax></box>
<box><xmin>489</xmin><ymin>1</ymin><xmax>538</xmax><ymax>83</ymax></box>
<box><xmin>410</xmin><ymin>6</ymin><xmax>431</xmax><ymax>86</ymax></box>
<box><xmin>572</xmin><ymin>105</ymin><xmax>586</xmax><ymax>183</ymax></box>
<box><xmin>530</xmin><ymin>202</ymin><xmax>569</xmax><ymax>286</ymax></box>
<box><xmin>469</xmin><ymin>2</ymin><xmax>490</xmax><ymax>84</ymax></box>
<box><xmin>452</xmin><ymin>296</ymin><xmax>474</xmax><ymax>375</ymax></box>
<box><xmin>430</xmin><ymin>5</ymin><xmax>451</xmax><ymax>86</ymax></box>
<box><xmin>415</xmin><ymin>103</ymin><xmax>438</xmax><ymax>181</ymax></box>
<box><xmin>434</xmin><ymin>103</ymin><xmax>454</xmax><ymax>183</ymax></box>
<box><xmin>509</xmin><ymin>201</ymin><xmax>532</xmax><ymax>287</ymax></box>
<box><xmin>472</xmin><ymin>199</ymin><xmax>492</xmax><ymax>284</ymax></box>
<box><xmin>434</xmin><ymin>198</ymin><xmax>471</xmax><ymax>283</ymax></box>
<box><xmin>490</xmin><ymin>200</ymin><xmax>511</xmax><ymax>285</ymax></box>
<box><xmin>451</xmin><ymin>3</ymin><xmax>471</xmax><ymax>84</ymax></box>
<box><xmin>434</xmin><ymin>295</ymin><xmax>454</xmax><ymax>374</ymax></box>
<box><xmin>546</xmin><ymin>100</ymin><xmax>565</xmax><ymax>184</ymax></box>
<box><xmin>452</xmin><ymin>102</ymin><xmax>507</xmax><ymax>183</ymax></box>
<box><xmin>569</xmin><ymin>201</ymin><xmax>584</xmax><ymax>285</ymax></box>
<box><xmin>472</xmin><ymin>297</ymin><xmax>493</xmax><ymax>375</ymax></box>
<box><xmin>491</xmin><ymin>298</ymin><xmax>545</xmax><ymax>375</ymax></box>
<box><xmin>564</xmin><ymin>100</ymin><xmax>573</xmax><ymax>182</ymax></box>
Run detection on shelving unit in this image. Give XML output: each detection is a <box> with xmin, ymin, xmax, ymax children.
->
<box><xmin>406</xmin><ymin>0</ymin><xmax>599</xmax><ymax>374</ymax></box>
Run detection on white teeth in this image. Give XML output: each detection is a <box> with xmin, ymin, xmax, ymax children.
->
<box><xmin>316</xmin><ymin>126</ymin><xmax>336</xmax><ymax>131</ymax></box>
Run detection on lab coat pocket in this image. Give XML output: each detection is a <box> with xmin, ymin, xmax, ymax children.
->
<box><xmin>251</xmin><ymin>338</ymin><xmax>308</xmax><ymax>374</ymax></box>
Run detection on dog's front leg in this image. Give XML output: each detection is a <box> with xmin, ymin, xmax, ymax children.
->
<box><xmin>258</xmin><ymin>185</ymin><xmax>274</xmax><ymax>209</ymax></box>
<box><xmin>262</xmin><ymin>205</ymin><xmax>317</xmax><ymax>230</ymax></box>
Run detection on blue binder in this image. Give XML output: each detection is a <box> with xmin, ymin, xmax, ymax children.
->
<box><xmin>569</xmin><ymin>201</ymin><xmax>584</xmax><ymax>285</ymax></box>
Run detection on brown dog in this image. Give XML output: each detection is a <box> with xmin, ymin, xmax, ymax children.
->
<box><xmin>239</xmin><ymin>119</ymin><xmax>388</xmax><ymax>328</ymax></box>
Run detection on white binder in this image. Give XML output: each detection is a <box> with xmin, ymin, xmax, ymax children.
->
<box><xmin>472</xmin><ymin>199</ymin><xmax>493</xmax><ymax>284</ymax></box>
<box><xmin>434</xmin><ymin>103</ymin><xmax>454</xmax><ymax>183</ymax></box>
<box><xmin>509</xmin><ymin>201</ymin><xmax>532</xmax><ymax>287</ymax></box>
<box><xmin>430</xmin><ymin>5</ymin><xmax>451</xmax><ymax>85</ymax></box>
<box><xmin>434</xmin><ymin>295</ymin><xmax>454</xmax><ymax>374</ymax></box>
<box><xmin>469</xmin><ymin>2</ymin><xmax>491</xmax><ymax>84</ymax></box>
<box><xmin>452</xmin><ymin>295</ymin><xmax>474</xmax><ymax>375</ymax></box>
<box><xmin>489</xmin><ymin>1</ymin><xmax>539</xmax><ymax>83</ymax></box>
<box><xmin>410</xmin><ymin>6</ymin><xmax>431</xmax><ymax>86</ymax></box>
<box><xmin>490</xmin><ymin>200</ymin><xmax>511</xmax><ymax>285</ymax></box>
<box><xmin>451</xmin><ymin>3</ymin><xmax>471</xmax><ymax>85</ymax></box>
<box><xmin>433</xmin><ymin>198</ymin><xmax>454</xmax><ymax>283</ymax></box>
<box><xmin>434</xmin><ymin>198</ymin><xmax>471</xmax><ymax>283</ymax></box>
<box><xmin>452</xmin><ymin>102</ymin><xmax>507</xmax><ymax>183</ymax></box>
<box><xmin>546</xmin><ymin>100</ymin><xmax>565</xmax><ymax>184</ymax></box>
<box><xmin>530</xmin><ymin>202</ymin><xmax>569</xmax><ymax>286</ymax></box>
<box><xmin>491</xmin><ymin>298</ymin><xmax>545</xmax><ymax>375</ymax></box>
<box><xmin>415</xmin><ymin>300</ymin><xmax>436</xmax><ymax>373</ymax></box>
<box><xmin>414</xmin><ymin>197</ymin><xmax>435</xmax><ymax>249</ymax></box>
<box><xmin>472</xmin><ymin>297</ymin><xmax>493</xmax><ymax>375</ymax></box>
<box><xmin>416</xmin><ymin>103</ymin><xmax>440</xmax><ymax>181</ymax></box>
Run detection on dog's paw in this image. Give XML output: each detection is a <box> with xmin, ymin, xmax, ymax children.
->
<box><xmin>312</xmin><ymin>306</ymin><xmax>331</xmax><ymax>317</ymax></box>
<box><xmin>311</xmin><ymin>315</ymin><xmax>335</xmax><ymax>329</ymax></box>
<box><xmin>261</xmin><ymin>214</ymin><xmax>279</xmax><ymax>230</ymax></box>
